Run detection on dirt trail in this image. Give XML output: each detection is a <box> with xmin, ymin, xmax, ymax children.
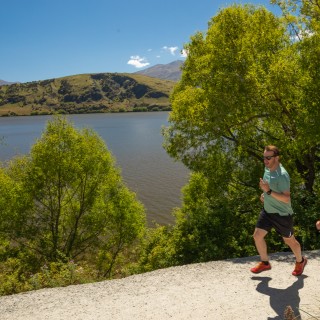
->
<box><xmin>0</xmin><ymin>250</ymin><xmax>319</xmax><ymax>320</ymax></box>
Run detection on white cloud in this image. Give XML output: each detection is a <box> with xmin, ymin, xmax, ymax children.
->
<box><xmin>292</xmin><ymin>29</ymin><xmax>314</xmax><ymax>42</ymax></box>
<box><xmin>180</xmin><ymin>49</ymin><xmax>188</xmax><ymax>58</ymax></box>
<box><xmin>127</xmin><ymin>56</ymin><xmax>150</xmax><ymax>68</ymax></box>
<box><xmin>163</xmin><ymin>46</ymin><xmax>179</xmax><ymax>55</ymax></box>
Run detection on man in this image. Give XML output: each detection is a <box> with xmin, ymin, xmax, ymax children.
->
<box><xmin>250</xmin><ymin>145</ymin><xmax>307</xmax><ymax>276</ymax></box>
<box><xmin>316</xmin><ymin>220</ymin><xmax>320</xmax><ymax>231</ymax></box>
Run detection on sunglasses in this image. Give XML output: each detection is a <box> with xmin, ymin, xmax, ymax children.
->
<box><xmin>263</xmin><ymin>155</ymin><xmax>276</xmax><ymax>160</ymax></box>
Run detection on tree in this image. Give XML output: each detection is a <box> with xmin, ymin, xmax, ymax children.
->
<box><xmin>0</xmin><ymin>117</ymin><xmax>146</xmax><ymax>276</ymax></box>
<box><xmin>164</xmin><ymin>4</ymin><xmax>306</xmax><ymax>175</ymax></box>
<box><xmin>160</xmin><ymin>4</ymin><xmax>320</xmax><ymax>264</ymax></box>
<box><xmin>270</xmin><ymin>0</ymin><xmax>320</xmax><ymax>247</ymax></box>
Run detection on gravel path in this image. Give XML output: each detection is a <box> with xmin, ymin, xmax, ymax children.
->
<box><xmin>0</xmin><ymin>250</ymin><xmax>319</xmax><ymax>320</ymax></box>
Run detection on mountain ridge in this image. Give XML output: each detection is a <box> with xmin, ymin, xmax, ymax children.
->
<box><xmin>0</xmin><ymin>80</ymin><xmax>17</xmax><ymax>86</ymax></box>
<box><xmin>0</xmin><ymin>61</ymin><xmax>183</xmax><ymax>116</ymax></box>
<box><xmin>134</xmin><ymin>60</ymin><xmax>183</xmax><ymax>81</ymax></box>
<box><xmin>0</xmin><ymin>60</ymin><xmax>183</xmax><ymax>86</ymax></box>
<box><xmin>0</xmin><ymin>72</ymin><xmax>175</xmax><ymax>116</ymax></box>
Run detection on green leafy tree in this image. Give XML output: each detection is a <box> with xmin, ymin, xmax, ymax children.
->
<box><xmin>164</xmin><ymin>4</ymin><xmax>306</xmax><ymax>173</ymax></box>
<box><xmin>270</xmin><ymin>0</ymin><xmax>320</xmax><ymax>248</ymax></box>
<box><xmin>0</xmin><ymin>117</ymin><xmax>146</xmax><ymax>277</ymax></box>
<box><xmin>158</xmin><ymin>4</ymin><xmax>320</xmax><ymax>265</ymax></box>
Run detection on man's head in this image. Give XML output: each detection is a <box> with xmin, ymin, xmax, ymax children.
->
<box><xmin>263</xmin><ymin>145</ymin><xmax>280</xmax><ymax>171</ymax></box>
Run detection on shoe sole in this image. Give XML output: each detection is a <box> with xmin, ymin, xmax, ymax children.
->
<box><xmin>250</xmin><ymin>267</ymin><xmax>271</xmax><ymax>274</ymax></box>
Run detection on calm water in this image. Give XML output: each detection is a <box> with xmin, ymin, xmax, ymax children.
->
<box><xmin>0</xmin><ymin>112</ymin><xmax>189</xmax><ymax>225</ymax></box>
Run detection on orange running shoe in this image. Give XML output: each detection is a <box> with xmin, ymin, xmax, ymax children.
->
<box><xmin>250</xmin><ymin>261</ymin><xmax>271</xmax><ymax>273</ymax></box>
<box><xmin>292</xmin><ymin>257</ymin><xmax>307</xmax><ymax>276</ymax></box>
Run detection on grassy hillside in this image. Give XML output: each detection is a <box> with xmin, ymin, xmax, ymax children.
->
<box><xmin>0</xmin><ymin>73</ymin><xmax>175</xmax><ymax>116</ymax></box>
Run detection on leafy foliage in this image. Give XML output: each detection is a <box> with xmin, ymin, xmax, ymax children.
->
<box><xmin>0</xmin><ymin>117</ymin><xmax>146</xmax><ymax>294</ymax></box>
<box><xmin>0</xmin><ymin>255</ymin><xmax>97</xmax><ymax>296</ymax></box>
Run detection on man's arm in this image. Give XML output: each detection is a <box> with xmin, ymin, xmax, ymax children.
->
<box><xmin>259</xmin><ymin>178</ymin><xmax>291</xmax><ymax>203</ymax></box>
<box><xmin>268</xmin><ymin>189</ymin><xmax>291</xmax><ymax>204</ymax></box>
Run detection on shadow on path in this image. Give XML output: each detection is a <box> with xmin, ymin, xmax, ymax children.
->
<box><xmin>251</xmin><ymin>275</ymin><xmax>307</xmax><ymax>320</ymax></box>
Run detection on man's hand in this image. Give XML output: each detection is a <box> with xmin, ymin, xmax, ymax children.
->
<box><xmin>259</xmin><ymin>178</ymin><xmax>270</xmax><ymax>193</ymax></box>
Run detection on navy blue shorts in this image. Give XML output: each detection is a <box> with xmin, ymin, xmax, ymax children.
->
<box><xmin>256</xmin><ymin>209</ymin><xmax>294</xmax><ymax>238</ymax></box>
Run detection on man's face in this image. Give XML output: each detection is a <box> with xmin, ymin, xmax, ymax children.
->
<box><xmin>263</xmin><ymin>150</ymin><xmax>278</xmax><ymax>170</ymax></box>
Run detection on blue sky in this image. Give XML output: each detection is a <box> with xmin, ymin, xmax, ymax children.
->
<box><xmin>1</xmin><ymin>0</ymin><xmax>280</xmax><ymax>83</ymax></box>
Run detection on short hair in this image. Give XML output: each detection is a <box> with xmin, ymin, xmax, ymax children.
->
<box><xmin>264</xmin><ymin>145</ymin><xmax>280</xmax><ymax>156</ymax></box>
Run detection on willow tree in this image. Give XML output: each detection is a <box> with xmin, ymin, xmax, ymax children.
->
<box><xmin>160</xmin><ymin>4</ymin><xmax>319</xmax><ymax>263</ymax></box>
<box><xmin>0</xmin><ymin>117</ymin><xmax>146</xmax><ymax>277</ymax></box>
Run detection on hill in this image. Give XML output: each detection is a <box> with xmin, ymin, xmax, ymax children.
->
<box><xmin>0</xmin><ymin>73</ymin><xmax>175</xmax><ymax>116</ymax></box>
<box><xmin>135</xmin><ymin>60</ymin><xmax>183</xmax><ymax>81</ymax></box>
<box><xmin>0</xmin><ymin>80</ymin><xmax>17</xmax><ymax>86</ymax></box>
<box><xmin>0</xmin><ymin>250</ymin><xmax>319</xmax><ymax>319</ymax></box>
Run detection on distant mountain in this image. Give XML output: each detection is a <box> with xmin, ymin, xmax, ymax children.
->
<box><xmin>134</xmin><ymin>60</ymin><xmax>184</xmax><ymax>81</ymax></box>
<box><xmin>0</xmin><ymin>73</ymin><xmax>175</xmax><ymax>116</ymax></box>
<box><xmin>0</xmin><ymin>80</ymin><xmax>16</xmax><ymax>86</ymax></box>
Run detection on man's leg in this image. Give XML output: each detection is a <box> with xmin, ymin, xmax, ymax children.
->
<box><xmin>283</xmin><ymin>235</ymin><xmax>307</xmax><ymax>276</ymax></box>
<box><xmin>283</xmin><ymin>235</ymin><xmax>302</xmax><ymax>262</ymax></box>
<box><xmin>253</xmin><ymin>227</ymin><xmax>269</xmax><ymax>261</ymax></box>
<box><xmin>250</xmin><ymin>227</ymin><xmax>271</xmax><ymax>273</ymax></box>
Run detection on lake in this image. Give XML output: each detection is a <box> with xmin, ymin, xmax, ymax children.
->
<box><xmin>0</xmin><ymin>112</ymin><xmax>189</xmax><ymax>225</ymax></box>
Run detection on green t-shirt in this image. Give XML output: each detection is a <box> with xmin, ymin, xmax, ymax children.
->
<box><xmin>263</xmin><ymin>163</ymin><xmax>294</xmax><ymax>216</ymax></box>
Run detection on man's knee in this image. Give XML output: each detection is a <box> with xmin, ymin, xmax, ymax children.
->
<box><xmin>253</xmin><ymin>233</ymin><xmax>261</xmax><ymax>242</ymax></box>
<box><xmin>253</xmin><ymin>228</ymin><xmax>267</xmax><ymax>241</ymax></box>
